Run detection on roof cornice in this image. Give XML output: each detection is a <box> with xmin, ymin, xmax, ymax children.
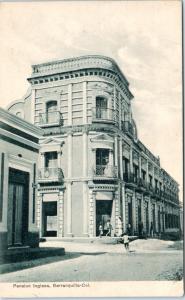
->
<box><xmin>0</xmin><ymin>107</ymin><xmax>43</xmax><ymax>138</ymax></box>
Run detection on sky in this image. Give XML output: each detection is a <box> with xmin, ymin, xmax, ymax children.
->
<box><xmin>0</xmin><ymin>1</ymin><xmax>183</xmax><ymax>200</ymax></box>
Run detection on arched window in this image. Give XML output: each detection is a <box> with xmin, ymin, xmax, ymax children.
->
<box><xmin>46</xmin><ymin>101</ymin><xmax>57</xmax><ymax>123</ymax></box>
<box><xmin>96</xmin><ymin>96</ymin><xmax>108</xmax><ymax>119</ymax></box>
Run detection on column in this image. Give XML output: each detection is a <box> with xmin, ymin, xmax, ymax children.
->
<box><xmin>67</xmin><ymin>182</ymin><xmax>72</xmax><ymax>236</ymax></box>
<box><xmin>83</xmin><ymin>182</ymin><xmax>88</xmax><ymax>236</ymax></box>
<box><xmin>139</xmin><ymin>155</ymin><xmax>142</xmax><ymax>178</ymax></box>
<box><xmin>83</xmin><ymin>131</ymin><xmax>88</xmax><ymax>177</ymax></box>
<box><xmin>155</xmin><ymin>203</ymin><xmax>158</xmax><ymax>233</ymax></box>
<box><xmin>146</xmin><ymin>159</ymin><xmax>149</xmax><ymax>183</ymax></box>
<box><xmin>114</xmin><ymin>136</ymin><xmax>118</xmax><ymax>167</ymax></box>
<box><xmin>31</xmin><ymin>88</ymin><xmax>35</xmax><ymax>124</ymax></box>
<box><xmin>119</xmin><ymin>93</ymin><xmax>122</xmax><ymax>129</ymax></box>
<box><xmin>132</xmin><ymin>192</ymin><xmax>136</xmax><ymax>234</ymax></box>
<box><xmin>148</xmin><ymin>198</ymin><xmax>152</xmax><ymax>232</ymax></box>
<box><xmin>119</xmin><ymin>139</ymin><xmax>123</xmax><ymax>180</ymax></box>
<box><xmin>36</xmin><ymin>192</ymin><xmax>43</xmax><ymax>237</ymax></box>
<box><xmin>122</xmin><ymin>185</ymin><xmax>126</xmax><ymax>232</ymax></box>
<box><xmin>114</xmin><ymin>190</ymin><xmax>119</xmax><ymax>236</ymax></box>
<box><xmin>141</xmin><ymin>194</ymin><xmax>145</xmax><ymax>227</ymax></box>
<box><xmin>58</xmin><ymin>190</ymin><xmax>64</xmax><ymax>237</ymax></box>
<box><xmin>67</xmin><ymin>133</ymin><xmax>72</xmax><ymax>178</ymax></box>
<box><xmin>130</xmin><ymin>146</ymin><xmax>133</xmax><ymax>173</ymax></box>
<box><xmin>83</xmin><ymin>81</ymin><xmax>87</xmax><ymax>124</ymax></box>
<box><xmin>89</xmin><ymin>190</ymin><xmax>95</xmax><ymax>237</ymax></box>
<box><xmin>68</xmin><ymin>84</ymin><xmax>72</xmax><ymax>125</ymax></box>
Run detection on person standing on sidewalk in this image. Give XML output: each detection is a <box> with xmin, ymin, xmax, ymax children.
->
<box><xmin>106</xmin><ymin>220</ymin><xmax>113</xmax><ymax>237</ymax></box>
<box><xmin>122</xmin><ymin>232</ymin><xmax>130</xmax><ymax>251</ymax></box>
<box><xmin>99</xmin><ymin>223</ymin><xmax>103</xmax><ymax>238</ymax></box>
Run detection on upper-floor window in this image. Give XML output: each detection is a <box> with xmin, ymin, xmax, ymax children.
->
<box><xmin>46</xmin><ymin>101</ymin><xmax>57</xmax><ymax>123</ymax></box>
<box><xmin>96</xmin><ymin>96</ymin><xmax>108</xmax><ymax>119</ymax></box>
<box><xmin>45</xmin><ymin>151</ymin><xmax>57</xmax><ymax>168</ymax></box>
<box><xmin>141</xmin><ymin>169</ymin><xmax>146</xmax><ymax>181</ymax></box>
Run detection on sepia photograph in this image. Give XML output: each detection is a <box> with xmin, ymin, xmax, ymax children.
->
<box><xmin>0</xmin><ymin>0</ymin><xmax>183</xmax><ymax>297</ymax></box>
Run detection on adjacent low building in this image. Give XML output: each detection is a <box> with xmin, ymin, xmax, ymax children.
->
<box><xmin>0</xmin><ymin>108</ymin><xmax>43</xmax><ymax>251</ymax></box>
<box><xmin>7</xmin><ymin>55</ymin><xmax>181</xmax><ymax>239</ymax></box>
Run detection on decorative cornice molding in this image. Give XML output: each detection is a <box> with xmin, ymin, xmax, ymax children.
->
<box><xmin>0</xmin><ymin>107</ymin><xmax>43</xmax><ymax>138</ymax></box>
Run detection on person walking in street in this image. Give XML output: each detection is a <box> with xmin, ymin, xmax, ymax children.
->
<box><xmin>122</xmin><ymin>232</ymin><xmax>130</xmax><ymax>252</ymax></box>
<box><xmin>106</xmin><ymin>220</ymin><xmax>113</xmax><ymax>237</ymax></box>
<box><xmin>99</xmin><ymin>223</ymin><xmax>103</xmax><ymax>238</ymax></box>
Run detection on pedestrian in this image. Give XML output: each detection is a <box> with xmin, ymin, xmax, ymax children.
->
<box><xmin>99</xmin><ymin>223</ymin><xmax>103</xmax><ymax>238</ymax></box>
<box><xmin>150</xmin><ymin>222</ymin><xmax>154</xmax><ymax>237</ymax></box>
<box><xmin>106</xmin><ymin>220</ymin><xmax>113</xmax><ymax>237</ymax></box>
<box><xmin>122</xmin><ymin>232</ymin><xmax>129</xmax><ymax>251</ymax></box>
<box><xmin>117</xmin><ymin>216</ymin><xmax>123</xmax><ymax>237</ymax></box>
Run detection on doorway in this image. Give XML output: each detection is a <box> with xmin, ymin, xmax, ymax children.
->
<box><xmin>96</xmin><ymin>200</ymin><xmax>113</xmax><ymax>236</ymax></box>
<box><xmin>7</xmin><ymin>168</ymin><xmax>29</xmax><ymax>247</ymax></box>
<box><xmin>43</xmin><ymin>201</ymin><xmax>57</xmax><ymax>237</ymax></box>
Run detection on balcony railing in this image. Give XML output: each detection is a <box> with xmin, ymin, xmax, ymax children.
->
<box><xmin>92</xmin><ymin>164</ymin><xmax>118</xmax><ymax>178</ymax></box>
<box><xmin>92</xmin><ymin>107</ymin><xmax>116</xmax><ymax>123</ymax></box>
<box><xmin>39</xmin><ymin>111</ymin><xmax>62</xmax><ymax>127</ymax></box>
<box><xmin>122</xmin><ymin>121</ymin><xmax>134</xmax><ymax>137</ymax></box>
<box><xmin>123</xmin><ymin>173</ymin><xmax>139</xmax><ymax>185</ymax></box>
<box><xmin>38</xmin><ymin>167</ymin><xmax>63</xmax><ymax>182</ymax></box>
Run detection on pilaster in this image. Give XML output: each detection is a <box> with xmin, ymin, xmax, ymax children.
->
<box><xmin>68</xmin><ymin>84</ymin><xmax>72</xmax><ymax>125</ymax></box>
<box><xmin>83</xmin><ymin>182</ymin><xmax>88</xmax><ymax>236</ymax></box>
<box><xmin>130</xmin><ymin>146</ymin><xmax>133</xmax><ymax>173</ymax></box>
<box><xmin>89</xmin><ymin>190</ymin><xmax>95</xmax><ymax>237</ymax></box>
<box><xmin>58</xmin><ymin>191</ymin><xmax>64</xmax><ymax>237</ymax></box>
<box><xmin>31</xmin><ymin>88</ymin><xmax>35</xmax><ymax>124</ymax></box>
<box><xmin>67</xmin><ymin>182</ymin><xmax>72</xmax><ymax>236</ymax></box>
<box><xmin>83</xmin><ymin>131</ymin><xmax>88</xmax><ymax>177</ymax></box>
<box><xmin>83</xmin><ymin>81</ymin><xmax>87</xmax><ymax>124</ymax></box>
<box><xmin>67</xmin><ymin>133</ymin><xmax>72</xmax><ymax>178</ymax></box>
<box><xmin>122</xmin><ymin>185</ymin><xmax>126</xmax><ymax>232</ymax></box>
<box><xmin>36</xmin><ymin>192</ymin><xmax>43</xmax><ymax>237</ymax></box>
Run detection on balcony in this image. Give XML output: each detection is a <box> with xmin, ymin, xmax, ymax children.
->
<box><xmin>136</xmin><ymin>178</ymin><xmax>147</xmax><ymax>192</ymax></box>
<box><xmin>38</xmin><ymin>167</ymin><xmax>64</xmax><ymax>182</ymax></box>
<box><xmin>39</xmin><ymin>111</ymin><xmax>63</xmax><ymax>127</ymax></box>
<box><xmin>122</xmin><ymin>121</ymin><xmax>134</xmax><ymax>138</ymax></box>
<box><xmin>92</xmin><ymin>164</ymin><xmax>118</xmax><ymax>179</ymax></box>
<box><xmin>123</xmin><ymin>173</ymin><xmax>138</xmax><ymax>188</ymax></box>
<box><xmin>92</xmin><ymin>108</ymin><xmax>116</xmax><ymax>123</ymax></box>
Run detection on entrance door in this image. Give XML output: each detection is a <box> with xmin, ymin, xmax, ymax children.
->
<box><xmin>43</xmin><ymin>201</ymin><xmax>57</xmax><ymax>237</ymax></box>
<box><xmin>96</xmin><ymin>200</ymin><xmax>113</xmax><ymax>236</ymax></box>
<box><xmin>7</xmin><ymin>168</ymin><xmax>29</xmax><ymax>247</ymax></box>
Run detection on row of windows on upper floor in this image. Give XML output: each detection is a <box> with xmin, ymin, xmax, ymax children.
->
<box><xmin>38</xmin><ymin>149</ymin><xmax>178</xmax><ymax>194</ymax></box>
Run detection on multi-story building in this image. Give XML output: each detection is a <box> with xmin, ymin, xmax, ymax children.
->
<box><xmin>7</xmin><ymin>55</ymin><xmax>181</xmax><ymax>238</ymax></box>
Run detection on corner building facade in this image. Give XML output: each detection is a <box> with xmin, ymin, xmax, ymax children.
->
<box><xmin>7</xmin><ymin>55</ymin><xmax>181</xmax><ymax>238</ymax></box>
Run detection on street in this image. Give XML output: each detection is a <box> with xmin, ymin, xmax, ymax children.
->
<box><xmin>0</xmin><ymin>239</ymin><xmax>183</xmax><ymax>282</ymax></box>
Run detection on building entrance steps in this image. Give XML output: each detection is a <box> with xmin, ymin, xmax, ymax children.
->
<box><xmin>43</xmin><ymin>236</ymin><xmax>138</xmax><ymax>244</ymax></box>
